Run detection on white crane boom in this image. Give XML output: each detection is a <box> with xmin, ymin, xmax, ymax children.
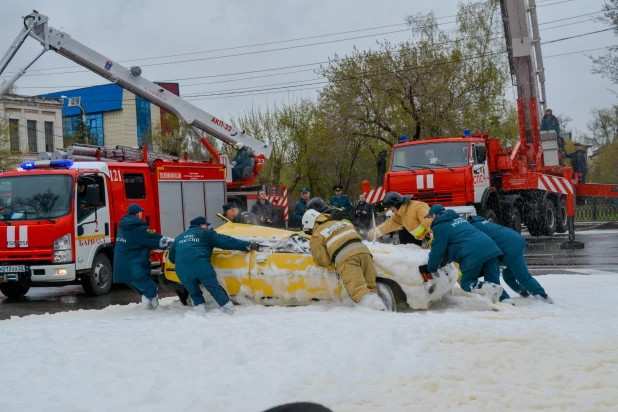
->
<box><xmin>0</xmin><ymin>11</ymin><xmax>272</xmax><ymax>158</ymax></box>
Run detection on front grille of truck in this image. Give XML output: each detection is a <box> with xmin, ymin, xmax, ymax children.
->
<box><xmin>415</xmin><ymin>192</ymin><xmax>454</xmax><ymax>204</ymax></box>
<box><xmin>0</xmin><ymin>248</ymin><xmax>54</xmax><ymax>262</ymax></box>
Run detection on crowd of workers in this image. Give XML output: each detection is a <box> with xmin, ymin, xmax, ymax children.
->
<box><xmin>111</xmin><ymin>179</ymin><xmax>553</xmax><ymax>313</ymax></box>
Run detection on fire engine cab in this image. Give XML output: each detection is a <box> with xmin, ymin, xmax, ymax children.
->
<box><xmin>0</xmin><ymin>11</ymin><xmax>272</xmax><ymax>299</ymax></box>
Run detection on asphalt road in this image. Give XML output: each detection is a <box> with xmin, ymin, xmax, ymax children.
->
<box><xmin>1</xmin><ymin>225</ymin><xmax>616</xmax><ymax>320</ymax></box>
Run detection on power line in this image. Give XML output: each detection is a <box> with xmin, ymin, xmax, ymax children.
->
<box><xmin>2</xmin><ymin>1</ymin><xmax>585</xmax><ymax>79</ymax></box>
<box><xmin>542</xmin><ymin>27</ymin><xmax>615</xmax><ymax>44</ymax></box>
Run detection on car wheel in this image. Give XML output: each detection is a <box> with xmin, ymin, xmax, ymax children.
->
<box><xmin>556</xmin><ymin>198</ymin><xmax>568</xmax><ymax>234</ymax></box>
<box><xmin>377</xmin><ymin>281</ymin><xmax>396</xmax><ymax>312</ymax></box>
<box><xmin>82</xmin><ymin>254</ymin><xmax>113</xmax><ymax>296</ymax></box>
<box><xmin>0</xmin><ymin>282</ymin><xmax>29</xmax><ymax>300</ymax></box>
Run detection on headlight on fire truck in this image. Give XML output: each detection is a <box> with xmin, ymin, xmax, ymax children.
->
<box><xmin>54</xmin><ymin>234</ymin><xmax>72</xmax><ymax>263</ymax></box>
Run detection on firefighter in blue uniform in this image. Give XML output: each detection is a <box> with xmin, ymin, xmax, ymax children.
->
<box><xmin>419</xmin><ymin>204</ymin><xmax>513</xmax><ymax>305</ymax></box>
<box><xmin>293</xmin><ymin>187</ymin><xmax>313</xmax><ymax>225</ymax></box>
<box><xmin>230</xmin><ymin>143</ymin><xmax>251</xmax><ymax>182</ymax></box>
<box><xmin>168</xmin><ymin>216</ymin><xmax>260</xmax><ymax>314</ymax></box>
<box><xmin>330</xmin><ymin>184</ymin><xmax>352</xmax><ymax>213</ymax></box>
<box><xmin>468</xmin><ymin>215</ymin><xmax>553</xmax><ymax>303</ymax></box>
<box><xmin>113</xmin><ymin>203</ymin><xmax>174</xmax><ymax>309</ymax></box>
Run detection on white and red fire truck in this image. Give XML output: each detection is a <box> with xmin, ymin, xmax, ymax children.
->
<box><xmin>0</xmin><ymin>11</ymin><xmax>272</xmax><ymax>299</ymax></box>
<box><xmin>363</xmin><ymin>0</ymin><xmax>618</xmax><ymax>239</ymax></box>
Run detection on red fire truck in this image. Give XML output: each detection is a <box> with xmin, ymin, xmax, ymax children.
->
<box><xmin>0</xmin><ymin>11</ymin><xmax>272</xmax><ymax>299</ymax></box>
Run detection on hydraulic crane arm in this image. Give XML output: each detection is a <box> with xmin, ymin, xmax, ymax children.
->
<box><xmin>0</xmin><ymin>11</ymin><xmax>272</xmax><ymax>158</ymax></box>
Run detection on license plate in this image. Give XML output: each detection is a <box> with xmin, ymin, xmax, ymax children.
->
<box><xmin>0</xmin><ymin>265</ymin><xmax>25</xmax><ymax>273</ymax></box>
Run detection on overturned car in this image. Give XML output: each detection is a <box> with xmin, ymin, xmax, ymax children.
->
<box><xmin>160</xmin><ymin>222</ymin><xmax>457</xmax><ymax>312</ymax></box>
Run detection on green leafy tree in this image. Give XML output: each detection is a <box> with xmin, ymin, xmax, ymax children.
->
<box><xmin>591</xmin><ymin>0</ymin><xmax>618</xmax><ymax>85</ymax></box>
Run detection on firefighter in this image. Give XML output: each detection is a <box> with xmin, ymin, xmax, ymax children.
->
<box><xmin>541</xmin><ymin>108</ymin><xmax>560</xmax><ymax>138</ymax></box>
<box><xmin>366</xmin><ymin>191</ymin><xmax>431</xmax><ymax>246</ymax></box>
<box><xmin>330</xmin><ymin>184</ymin><xmax>352</xmax><ymax>213</ymax></box>
<box><xmin>250</xmin><ymin>190</ymin><xmax>278</xmax><ymax>226</ymax></box>
<box><xmin>113</xmin><ymin>203</ymin><xmax>174</xmax><ymax>309</ymax></box>
<box><xmin>168</xmin><ymin>216</ymin><xmax>259</xmax><ymax>314</ymax></box>
<box><xmin>307</xmin><ymin>197</ymin><xmax>352</xmax><ymax>224</ymax></box>
<box><xmin>76</xmin><ymin>179</ymin><xmax>90</xmax><ymax>220</ymax></box>
<box><xmin>565</xmin><ymin>143</ymin><xmax>588</xmax><ymax>183</ymax></box>
<box><xmin>230</xmin><ymin>143</ymin><xmax>250</xmax><ymax>182</ymax></box>
<box><xmin>418</xmin><ymin>204</ymin><xmax>512</xmax><ymax>305</ymax></box>
<box><xmin>468</xmin><ymin>215</ymin><xmax>553</xmax><ymax>303</ymax></box>
<box><xmin>223</xmin><ymin>202</ymin><xmax>257</xmax><ymax>224</ymax></box>
<box><xmin>302</xmin><ymin>209</ymin><xmax>386</xmax><ymax>311</ymax></box>
<box><xmin>293</xmin><ymin>187</ymin><xmax>313</xmax><ymax>224</ymax></box>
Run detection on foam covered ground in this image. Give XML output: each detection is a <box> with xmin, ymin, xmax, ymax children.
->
<box><xmin>1</xmin><ymin>275</ymin><xmax>617</xmax><ymax>412</ymax></box>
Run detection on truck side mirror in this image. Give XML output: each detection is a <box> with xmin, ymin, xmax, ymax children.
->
<box><xmin>86</xmin><ymin>184</ymin><xmax>99</xmax><ymax>206</ymax></box>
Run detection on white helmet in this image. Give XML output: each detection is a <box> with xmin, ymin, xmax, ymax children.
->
<box><xmin>302</xmin><ymin>209</ymin><xmax>321</xmax><ymax>234</ymax></box>
<box><xmin>235</xmin><ymin>142</ymin><xmax>244</xmax><ymax>149</ymax></box>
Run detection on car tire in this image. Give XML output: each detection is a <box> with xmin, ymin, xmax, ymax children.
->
<box><xmin>377</xmin><ymin>281</ymin><xmax>396</xmax><ymax>312</ymax></box>
<box><xmin>82</xmin><ymin>254</ymin><xmax>113</xmax><ymax>296</ymax></box>
<box><xmin>556</xmin><ymin>198</ymin><xmax>568</xmax><ymax>234</ymax></box>
<box><xmin>0</xmin><ymin>282</ymin><xmax>29</xmax><ymax>300</ymax></box>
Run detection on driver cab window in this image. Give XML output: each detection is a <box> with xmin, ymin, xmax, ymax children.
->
<box><xmin>77</xmin><ymin>175</ymin><xmax>106</xmax><ymax>223</ymax></box>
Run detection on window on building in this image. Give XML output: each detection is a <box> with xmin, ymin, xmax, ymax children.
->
<box><xmin>135</xmin><ymin>96</ymin><xmax>152</xmax><ymax>149</ymax></box>
<box><xmin>9</xmin><ymin>119</ymin><xmax>19</xmax><ymax>152</ymax></box>
<box><xmin>27</xmin><ymin>120</ymin><xmax>37</xmax><ymax>153</ymax></box>
<box><xmin>44</xmin><ymin>121</ymin><xmax>54</xmax><ymax>152</ymax></box>
<box><xmin>62</xmin><ymin>113</ymin><xmax>104</xmax><ymax>146</ymax></box>
<box><xmin>124</xmin><ymin>174</ymin><xmax>146</xmax><ymax>199</ymax></box>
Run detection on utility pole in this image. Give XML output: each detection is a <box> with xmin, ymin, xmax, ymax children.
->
<box><xmin>501</xmin><ymin>0</ymin><xmax>546</xmax><ymax>142</ymax></box>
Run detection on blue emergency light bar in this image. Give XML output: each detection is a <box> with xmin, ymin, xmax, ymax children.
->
<box><xmin>463</xmin><ymin>129</ymin><xmax>471</xmax><ymax>137</ymax></box>
<box><xmin>20</xmin><ymin>159</ymin><xmax>74</xmax><ymax>170</ymax></box>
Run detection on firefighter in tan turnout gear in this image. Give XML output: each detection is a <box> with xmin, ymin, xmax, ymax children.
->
<box><xmin>367</xmin><ymin>191</ymin><xmax>432</xmax><ymax>246</ymax></box>
<box><xmin>302</xmin><ymin>209</ymin><xmax>386</xmax><ymax>311</ymax></box>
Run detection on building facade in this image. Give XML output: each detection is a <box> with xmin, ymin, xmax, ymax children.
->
<box><xmin>0</xmin><ymin>94</ymin><xmax>64</xmax><ymax>163</ymax></box>
<box><xmin>41</xmin><ymin>82</ymin><xmax>180</xmax><ymax>149</ymax></box>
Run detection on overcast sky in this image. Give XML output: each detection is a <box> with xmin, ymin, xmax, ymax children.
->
<box><xmin>1</xmin><ymin>0</ymin><xmax>615</xmax><ymax>136</ymax></box>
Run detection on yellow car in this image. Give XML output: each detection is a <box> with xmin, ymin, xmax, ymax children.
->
<box><xmin>159</xmin><ymin>221</ymin><xmax>458</xmax><ymax>311</ymax></box>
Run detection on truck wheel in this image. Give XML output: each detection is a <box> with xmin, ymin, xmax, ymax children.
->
<box><xmin>0</xmin><ymin>282</ymin><xmax>30</xmax><ymax>300</ymax></box>
<box><xmin>541</xmin><ymin>199</ymin><xmax>557</xmax><ymax>236</ymax></box>
<box><xmin>376</xmin><ymin>281</ymin><xmax>396</xmax><ymax>312</ymax></box>
<box><xmin>556</xmin><ymin>198</ymin><xmax>568</xmax><ymax>234</ymax></box>
<box><xmin>82</xmin><ymin>254</ymin><xmax>113</xmax><ymax>296</ymax></box>
<box><xmin>505</xmin><ymin>207</ymin><xmax>522</xmax><ymax>234</ymax></box>
<box><xmin>483</xmin><ymin>208</ymin><xmax>498</xmax><ymax>223</ymax></box>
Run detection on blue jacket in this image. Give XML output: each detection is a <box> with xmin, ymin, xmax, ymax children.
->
<box><xmin>168</xmin><ymin>225</ymin><xmax>251</xmax><ymax>282</ymax></box>
<box><xmin>330</xmin><ymin>195</ymin><xmax>352</xmax><ymax>213</ymax></box>
<box><xmin>467</xmin><ymin>216</ymin><xmax>527</xmax><ymax>262</ymax></box>
<box><xmin>293</xmin><ymin>197</ymin><xmax>312</xmax><ymax>223</ymax></box>
<box><xmin>427</xmin><ymin>210</ymin><xmax>502</xmax><ymax>273</ymax></box>
<box><xmin>113</xmin><ymin>215</ymin><xmax>164</xmax><ymax>283</ymax></box>
<box><xmin>232</xmin><ymin>147</ymin><xmax>250</xmax><ymax>169</ymax></box>
<box><xmin>541</xmin><ymin>114</ymin><xmax>560</xmax><ymax>136</ymax></box>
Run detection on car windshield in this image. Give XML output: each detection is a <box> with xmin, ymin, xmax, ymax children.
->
<box><xmin>0</xmin><ymin>175</ymin><xmax>73</xmax><ymax>220</ymax></box>
<box><xmin>271</xmin><ymin>234</ymin><xmax>311</xmax><ymax>254</ymax></box>
<box><xmin>391</xmin><ymin>142</ymin><xmax>470</xmax><ymax>170</ymax></box>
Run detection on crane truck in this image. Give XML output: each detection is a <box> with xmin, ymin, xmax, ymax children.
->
<box><xmin>363</xmin><ymin>0</ymin><xmax>618</xmax><ymax>240</ymax></box>
<box><xmin>0</xmin><ymin>11</ymin><xmax>272</xmax><ymax>300</ymax></box>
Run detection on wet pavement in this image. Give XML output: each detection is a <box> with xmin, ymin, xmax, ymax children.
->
<box><xmin>1</xmin><ymin>224</ymin><xmax>616</xmax><ymax>320</ymax></box>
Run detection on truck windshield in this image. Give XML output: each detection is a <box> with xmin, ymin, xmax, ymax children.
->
<box><xmin>0</xmin><ymin>175</ymin><xmax>73</xmax><ymax>220</ymax></box>
<box><xmin>391</xmin><ymin>142</ymin><xmax>470</xmax><ymax>170</ymax></box>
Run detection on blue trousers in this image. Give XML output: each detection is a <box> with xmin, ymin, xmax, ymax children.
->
<box><xmin>127</xmin><ymin>278</ymin><xmax>158</xmax><ymax>299</ymax></box>
<box><xmin>502</xmin><ymin>253</ymin><xmax>546</xmax><ymax>296</ymax></box>
<box><xmin>461</xmin><ymin>257</ymin><xmax>510</xmax><ymax>301</ymax></box>
<box><xmin>182</xmin><ymin>275</ymin><xmax>230</xmax><ymax>307</ymax></box>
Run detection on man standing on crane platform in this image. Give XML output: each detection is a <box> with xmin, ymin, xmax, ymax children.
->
<box><xmin>230</xmin><ymin>143</ymin><xmax>251</xmax><ymax>182</ymax></box>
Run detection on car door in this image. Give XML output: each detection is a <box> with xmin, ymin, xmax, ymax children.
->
<box><xmin>249</xmin><ymin>235</ymin><xmax>343</xmax><ymax>305</ymax></box>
